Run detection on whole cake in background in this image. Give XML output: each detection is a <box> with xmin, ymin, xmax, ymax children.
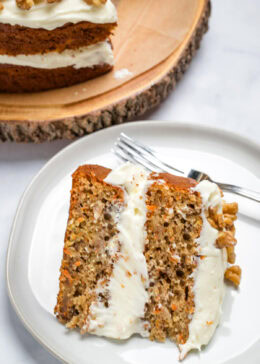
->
<box><xmin>0</xmin><ymin>0</ymin><xmax>117</xmax><ymax>93</ymax></box>
<box><xmin>55</xmin><ymin>163</ymin><xmax>241</xmax><ymax>360</ymax></box>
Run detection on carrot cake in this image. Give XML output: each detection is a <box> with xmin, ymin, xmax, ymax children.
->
<box><xmin>55</xmin><ymin>163</ymin><xmax>241</xmax><ymax>360</ymax></box>
<box><xmin>0</xmin><ymin>0</ymin><xmax>117</xmax><ymax>92</ymax></box>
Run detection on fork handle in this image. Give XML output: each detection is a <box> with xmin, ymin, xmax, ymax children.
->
<box><xmin>216</xmin><ymin>182</ymin><xmax>260</xmax><ymax>202</ymax></box>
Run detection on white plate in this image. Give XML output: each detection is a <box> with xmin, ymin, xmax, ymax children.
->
<box><xmin>6</xmin><ymin>121</ymin><xmax>260</xmax><ymax>364</ymax></box>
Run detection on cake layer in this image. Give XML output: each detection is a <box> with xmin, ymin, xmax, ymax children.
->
<box><xmin>0</xmin><ymin>63</ymin><xmax>112</xmax><ymax>93</ymax></box>
<box><xmin>0</xmin><ymin>21</ymin><xmax>116</xmax><ymax>56</ymax></box>
<box><xmin>144</xmin><ymin>173</ymin><xmax>202</xmax><ymax>345</ymax></box>
<box><xmin>0</xmin><ymin>41</ymin><xmax>113</xmax><ymax>70</ymax></box>
<box><xmin>0</xmin><ymin>0</ymin><xmax>117</xmax><ymax>30</ymax></box>
<box><xmin>55</xmin><ymin>165</ymin><xmax>124</xmax><ymax>327</ymax></box>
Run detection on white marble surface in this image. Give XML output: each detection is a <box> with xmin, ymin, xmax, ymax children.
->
<box><xmin>1</xmin><ymin>1</ymin><xmax>260</xmax><ymax>363</ymax></box>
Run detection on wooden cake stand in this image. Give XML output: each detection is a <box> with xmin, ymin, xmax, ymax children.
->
<box><xmin>0</xmin><ymin>0</ymin><xmax>210</xmax><ymax>142</ymax></box>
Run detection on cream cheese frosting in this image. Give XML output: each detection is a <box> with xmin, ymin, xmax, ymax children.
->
<box><xmin>0</xmin><ymin>41</ymin><xmax>113</xmax><ymax>69</ymax></box>
<box><xmin>0</xmin><ymin>0</ymin><xmax>117</xmax><ymax>30</ymax></box>
<box><xmin>179</xmin><ymin>181</ymin><xmax>227</xmax><ymax>360</ymax></box>
<box><xmin>86</xmin><ymin>163</ymin><xmax>151</xmax><ymax>339</ymax></box>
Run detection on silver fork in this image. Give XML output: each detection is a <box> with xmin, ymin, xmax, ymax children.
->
<box><xmin>112</xmin><ymin>133</ymin><xmax>260</xmax><ymax>203</ymax></box>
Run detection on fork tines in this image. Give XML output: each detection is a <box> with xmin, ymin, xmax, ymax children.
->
<box><xmin>113</xmin><ymin>133</ymin><xmax>183</xmax><ymax>174</ymax></box>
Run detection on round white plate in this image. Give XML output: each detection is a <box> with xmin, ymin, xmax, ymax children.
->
<box><xmin>6</xmin><ymin>121</ymin><xmax>260</xmax><ymax>364</ymax></box>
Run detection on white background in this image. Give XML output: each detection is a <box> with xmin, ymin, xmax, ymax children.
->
<box><xmin>1</xmin><ymin>1</ymin><xmax>260</xmax><ymax>363</ymax></box>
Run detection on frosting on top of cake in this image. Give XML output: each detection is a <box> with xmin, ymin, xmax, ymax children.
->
<box><xmin>179</xmin><ymin>181</ymin><xmax>227</xmax><ymax>360</ymax></box>
<box><xmin>0</xmin><ymin>0</ymin><xmax>117</xmax><ymax>30</ymax></box>
<box><xmin>86</xmin><ymin>163</ymin><xmax>151</xmax><ymax>339</ymax></box>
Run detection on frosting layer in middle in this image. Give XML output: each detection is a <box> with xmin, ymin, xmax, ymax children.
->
<box><xmin>0</xmin><ymin>41</ymin><xmax>113</xmax><ymax>69</ymax></box>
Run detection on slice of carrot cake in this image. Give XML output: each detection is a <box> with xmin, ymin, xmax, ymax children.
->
<box><xmin>0</xmin><ymin>0</ymin><xmax>117</xmax><ymax>92</ymax></box>
<box><xmin>55</xmin><ymin>162</ymin><xmax>241</xmax><ymax>360</ymax></box>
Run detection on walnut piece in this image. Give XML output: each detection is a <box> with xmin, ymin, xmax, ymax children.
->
<box><xmin>16</xmin><ymin>0</ymin><xmax>34</xmax><ymax>10</ymax></box>
<box><xmin>224</xmin><ymin>214</ymin><xmax>236</xmax><ymax>228</ymax></box>
<box><xmin>15</xmin><ymin>0</ymin><xmax>107</xmax><ymax>11</ymax></box>
<box><xmin>225</xmin><ymin>265</ymin><xmax>241</xmax><ymax>286</ymax></box>
<box><xmin>16</xmin><ymin>0</ymin><xmax>62</xmax><ymax>10</ymax></box>
<box><xmin>0</xmin><ymin>2</ymin><xmax>3</xmax><ymax>11</ymax></box>
<box><xmin>216</xmin><ymin>231</ymin><xmax>237</xmax><ymax>248</ymax></box>
<box><xmin>223</xmin><ymin>202</ymin><xmax>238</xmax><ymax>215</ymax></box>
<box><xmin>84</xmin><ymin>0</ymin><xmax>107</xmax><ymax>6</ymax></box>
<box><xmin>226</xmin><ymin>246</ymin><xmax>236</xmax><ymax>264</ymax></box>
<box><xmin>207</xmin><ymin>217</ymin><xmax>217</xmax><ymax>229</ymax></box>
<box><xmin>208</xmin><ymin>206</ymin><xmax>225</xmax><ymax>230</ymax></box>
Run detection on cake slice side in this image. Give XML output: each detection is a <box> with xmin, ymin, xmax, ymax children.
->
<box><xmin>54</xmin><ymin>165</ymin><xmax>124</xmax><ymax>329</ymax></box>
